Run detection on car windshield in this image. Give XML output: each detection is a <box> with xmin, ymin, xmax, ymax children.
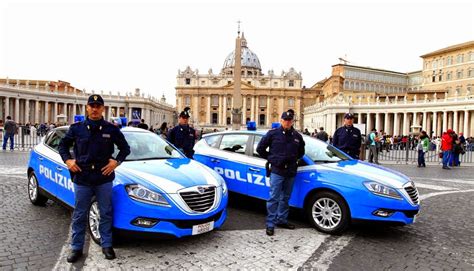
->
<box><xmin>303</xmin><ymin>135</ymin><xmax>351</xmax><ymax>163</ymax></box>
<box><xmin>115</xmin><ymin>131</ymin><xmax>183</xmax><ymax>161</ymax></box>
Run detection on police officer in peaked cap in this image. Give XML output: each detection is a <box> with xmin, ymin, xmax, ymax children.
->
<box><xmin>167</xmin><ymin>107</ymin><xmax>197</xmax><ymax>159</ymax></box>
<box><xmin>256</xmin><ymin>109</ymin><xmax>305</xmax><ymax>236</ymax></box>
<box><xmin>332</xmin><ymin>113</ymin><xmax>362</xmax><ymax>159</ymax></box>
<box><xmin>58</xmin><ymin>94</ymin><xmax>130</xmax><ymax>263</ymax></box>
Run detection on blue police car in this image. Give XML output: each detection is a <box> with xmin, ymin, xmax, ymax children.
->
<box><xmin>193</xmin><ymin>130</ymin><xmax>420</xmax><ymax>234</ymax></box>
<box><xmin>27</xmin><ymin>127</ymin><xmax>228</xmax><ymax>243</ymax></box>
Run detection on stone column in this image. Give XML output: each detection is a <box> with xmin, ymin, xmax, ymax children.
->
<box><xmin>412</xmin><ymin>111</ymin><xmax>418</xmax><ymax>128</ymax></box>
<box><xmin>442</xmin><ymin>111</ymin><xmax>447</xmax><ymax>133</ymax></box>
<box><xmin>464</xmin><ymin>110</ymin><xmax>469</xmax><ymax>137</ymax></box>
<box><xmin>422</xmin><ymin>112</ymin><xmax>427</xmax><ymax>131</ymax></box>
<box><xmin>366</xmin><ymin>113</ymin><xmax>372</xmax><ymax>132</ymax></box>
<box><xmin>266</xmin><ymin>96</ymin><xmax>271</xmax><ymax>127</ymax></box>
<box><xmin>5</xmin><ymin>97</ymin><xmax>10</xmax><ymax>118</ymax></box>
<box><xmin>35</xmin><ymin>100</ymin><xmax>40</xmax><ymax>124</ymax></box>
<box><xmin>107</xmin><ymin>105</ymin><xmax>112</xmax><ymax>120</ymax></box>
<box><xmin>453</xmin><ymin>110</ymin><xmax>458</xmax><ymax>133</ymax></box>
<box><xmin>250</xmin><ymin>96</ymin><xmax>255</xmax><ymax>122</ymax></box>
<box><xmin>44</xmin><ymin>102</ymin><xmax>49</xmax><ymax>124</ymax></box>
<box><xmin>384</xmin><ymin>113</ymin><xmax>389</xmax><ymax>134</ymax></box>
<box><xmin>432</xmin><ymin>112</ymin><xmax>438</xmax><ymax>137</ymax></box>
<box><xmin>25</xmin><ymin>99</ymin><xmax>30</xmax><ymax>124</ymax></box>
<box><xmin>128</xmin><ymin>107</ymin><xmax>132</xmax><ymax>120</ymax></box>
<box><xmin>358</xmin><ymin>113</ymin><xmax>362</xmax><ymax>124</ymax></box>
<box><xmin>223</xmin><ymin>95</ymin><xmax>227</xmax><ymax>126</ymax></box>
<box><xmin>393</xmin><ymin>113</ymin><xmax>399</xmax><ymax>136</ymax></box>
<box><xmin>375</xmin><ymin>113</ymin><xmax>381</xmax><ymax>131</ymax></box>
<box><xmin>206</xmin><ymin>96</ymin><xmax>211</xmax><ymax>124</ymax></box>
<box><xmin>403</xmin><ymin>112</ymin><xmax>408</xmax><ymax>135</ymax></box>
<box><xmin>242</xmin><ymin>95</ymin><xmax>246</xmax><ymax>123</ymax></box>
<box><xmin>15</xmin><ymin>98</ymin><xmax>20</xmax><ymax>122</ymax></box>
<box><xmin>0</xmin><ymin>98</ymin><xmax>3</xmax><ymax>120</ymax></box>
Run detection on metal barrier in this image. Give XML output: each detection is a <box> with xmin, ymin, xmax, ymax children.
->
<box><xmin>0</xmin><ymin>126</ymin><xmax>45</xmax><ymax>151</ymax></box>
<box><xmin>364</xmin><ymin>141</ymin><xmax>474</xmax><ymax>164</ymax></box>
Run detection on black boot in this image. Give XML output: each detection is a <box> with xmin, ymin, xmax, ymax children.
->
<box><xmin>66</xmin><ymin>250</ymin><xmax>83</xmax><ymax>263</ymax></box>
<box><xmin>102</xmin><ymin>247</ymin><xmax>116</xmax><ymax>260</ymax></box>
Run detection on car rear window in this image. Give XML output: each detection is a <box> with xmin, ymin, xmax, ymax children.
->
<box><xmin>204</xmin><ymin>135</ymin><xmax>221</xmax><ymax>148</ymax></box>
<box><xmin>219</xmin><ymin>134</ymin><xmax>249</xmax><ymax>154</ymax></box>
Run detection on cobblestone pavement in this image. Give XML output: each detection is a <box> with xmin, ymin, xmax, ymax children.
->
<box><xmin>1</xmin><ymin>151</ymin><xmax>473</xmax><ymax>270</ymax></box>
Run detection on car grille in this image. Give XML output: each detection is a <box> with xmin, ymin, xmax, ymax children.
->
<box><xmin>404</xmin><ymin>184</ymin><xmax>419</xmax><ymax>205</ymax></box>
<box><xmin>180</xmin><ymin>186</ymin><xmax>216</xmax><ymax>212</ymax></box>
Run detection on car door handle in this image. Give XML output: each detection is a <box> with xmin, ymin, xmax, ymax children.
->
<box><xmin>211</xmin><ymin>159</ymin><xmax>220</xmax><ymax>163</ymax></box>
<box><xmin>56</xmin><ymin>167</ymin><xmax>63</xmax><ymax>172</ymax></box>
<box><xmin>249</xmin><ymin>167</ymin><xmax>260</xmax><ymax>172</ymax></box>
<box><xmin>38</xmin><ymin>157</ymin><xmax>44</xmax><ymax>161</ymax></box>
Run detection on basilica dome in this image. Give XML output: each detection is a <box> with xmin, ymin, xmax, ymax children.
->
<box><xmin>222</xmin><ymin>33</ymin><xmax>261</xmax><ymax>71</ymax></box>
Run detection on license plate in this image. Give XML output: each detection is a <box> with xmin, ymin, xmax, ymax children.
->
<box><xmin>192</xmin><ymin>221</ymin><xmax>214</xmax><ymax>235</ymax></box>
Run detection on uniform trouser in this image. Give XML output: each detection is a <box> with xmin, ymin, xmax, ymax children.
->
<box><xmin>71</xmin><ymin>182</ymin><xmax>113</xmax><ymax>251</ymax></box>
<box><xmin>266</xmin><ymin>173</ymin><xmax>295</xmax><ymax>228</ymax></box>
<box><xmin>369</xmin><ymin>145</ymin><xmax>378</xmax><ymax>163</ymax></box>
<box><xmin>2</xmin><ymin>133</ymin><xmax>14</xmax><ymax>150</ymax></box>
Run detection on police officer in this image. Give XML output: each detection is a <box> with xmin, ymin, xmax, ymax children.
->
<box><xmin>332</xmin><ymin>113</ymin><xmax>362</xmax><ymax>159</ymax></box>
<box><xmin>256</xmin><ymin>109</ymin><xmax>305</xmax><ymax>236</ymax></box>
<box><xmin>167</xmin><ymin>107</ymin><xmax>196</xmax><ymax>158</ymax></box>
<box><xmin>58</xmin><ymin>95</ymin><xmax>130</xmax><ymax>263</ymax></box>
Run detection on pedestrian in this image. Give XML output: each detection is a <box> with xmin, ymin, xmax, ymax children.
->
<box><xmin>257</xmin><ymin>109</ymin><xmax>305</xmax><ymax>236</ymax></box>
<box><xmin>156</xmin><ymin>122</ymin><xmax>168</xmax><ymax>140</ymax></box>
<box><xmin>332</xmin><ymin>113</ymin><xmax>362</xmax><ymax>159</ymax></box>
<box><xmin>167</xmin><ymin>107</ymin><xmax>196</xmax><ymax>158</ymax></box>
<box><xmin>441</xmin><ymin>129</ymin><xmax>453</xmax><ymax>169</ymax></box>
<box><xmin>137</xmin><ymin>119</ymin><xmax>149</xmax><ymax>130</ymax></box>
<box><xmin>367</xmin><ymin>128</ymin><xmax>379</xmax><ymax>164</ymax></box>
<box><xmin>417</xmin><ymin>131</ymin><xmax>429</xmax><ymax>167</ymax></box>
<box><xmin>58</xmin><ymin>94</ymin><xmax>131</xmax><ymax>263</ymax></box>
<box><xmin>2</xmin><ymin>116</ymin><xmax>17</xmax><ymax>151</ymax></box>
<box><xmin>303</xmin><ymin>128</ymin><xmax>310</xmax><ymax>136</ymax></box>
<box><xmin>316</xmin><ymin>127</ymin><xmax>329</xmax><ymax>142</ymax></box>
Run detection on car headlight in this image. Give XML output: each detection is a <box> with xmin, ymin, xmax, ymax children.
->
<box><xmin>221</xmin><ymin>180</ymin><xmax>228</xmax><ymax>195</ymax></box>
<box><xmin>364</xmin><ymin>181</ymin><xmax>402</xmax><ymax>200</ymax></box>
<box><xmin>125</xmin><ymin>184</ymin><xmax>170</xmax><ymax>206</ymax></box>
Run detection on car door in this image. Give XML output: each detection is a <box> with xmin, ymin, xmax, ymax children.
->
<box><xmin>33</xmin><ymin>131</ymin><xmax>57</xmax><ymax>197</ymax></box>
<box><xmin>43</xmin><ymin>129</ymin><xmax>75</xmax><ymax>207</ymax></box>
<box><xmin>213</xmin><ymin>134</ymin><xmax>251</xmax><ymax>195</ymax></box>
<box><xmin>244</xmin><ymin>134</ymin><xmax>271</xmax><ymax>200</ymax></box>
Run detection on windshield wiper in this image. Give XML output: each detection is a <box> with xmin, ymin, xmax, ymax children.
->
<box><xmin>127</xmin><ymin>157</ymin><xmax>173</xmax><ymax>161</ymax></box>
<box><xmin>314</xmin><ymin>160</ymin><xmax>338</xmax><ymax>163</ymax></box>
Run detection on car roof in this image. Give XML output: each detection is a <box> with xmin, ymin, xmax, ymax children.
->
<box><xmin>53</xmin><ymin>125</ymin><xmax>151</xmax><ymax>133</ymax></box>
<box><xmin>201</xmin><ymin>129</ymin><xmax>269</xmax><ymax>138</ymax></box>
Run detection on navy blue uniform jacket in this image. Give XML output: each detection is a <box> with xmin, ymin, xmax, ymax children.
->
<box><xmin>58</xmin><ymin>118</ymin><xmax>131</xmax><ymax>186</ymax></box>
<box><xmin>256</xmin><ymin>126</ymin><xmax>305</xmax><ymax>177</ymax></box>
<box><xmin>167</xmin><ymin>124</ymin><xmax>196</xmax><ymax>158</ymax></box>
<box><xmin>332</xmin><ymin>125</ymin><xmax>362</xmax><ymax>159</ymax></box>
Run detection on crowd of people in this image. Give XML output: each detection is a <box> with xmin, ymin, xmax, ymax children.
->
<box><xmin>302</xmin><ymin>122</ymin><xmax>472</xmax><ymax>169</ymax></box>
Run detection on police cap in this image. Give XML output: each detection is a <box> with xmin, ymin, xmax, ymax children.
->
<box><xmin>281</xmin><ymin>109</ymin><xmax>295</xmax><ymax>120</ymax></box>
<box><xmin>87</xmin><ymin>94</ymin><xmax>104</xmax><ymax>106</ymax></box>
<box><xmin>344</xmin><ymin>112</ymin><xmax>354</xmax><ymax>119</ymax></box>
<box><xmin>179</xmin><ymin>107</ymin><xmax>191</xmax><ymax>118</ymax></box>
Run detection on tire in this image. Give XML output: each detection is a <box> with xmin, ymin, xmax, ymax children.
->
<box><xmin>28</xmin><ymin>172</ymin><xmax>48</xmax><ymax>206</ymax></box>
<box><xmin>87</xmin><ymin>199</ymin><xmax>102</xmax><ymax>245</ymax></box>
<box><xmin>305</xmin><ymin>191</ymin><xmax>350</xmax><ymax>234</ymax></box>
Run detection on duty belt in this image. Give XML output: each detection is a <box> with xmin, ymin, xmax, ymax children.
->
<box><xmin>79</xmin><ymin>162</ymin><xmax>108</xmax><ymax>171</ymax></box>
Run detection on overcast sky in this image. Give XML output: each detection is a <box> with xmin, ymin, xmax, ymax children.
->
<box><xmin>1</xmin><ymin>0</ymin><xmax>473</xmax><ymax>106</ymax></box>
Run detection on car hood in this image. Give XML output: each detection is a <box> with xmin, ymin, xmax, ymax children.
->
<box><xmin>316</xmin><ymin>160</ymin><xmax>411</xmax><ymax>189</ymax></box>
<box><xmin>117</xmin><ymin>158</ymin><xmax>220</xmax><ymax>194</ymax></box>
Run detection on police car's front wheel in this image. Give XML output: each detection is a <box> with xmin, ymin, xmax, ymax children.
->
<box><xmin>306</xmin><ymin>191</ymin><xmax>350</xmax><ymax>234</ymax></box>
<box><xmin>28</xmin><ymin>172</ymin><xmax>48</xmax><ymax>206</ymax></box>
<box><xmin>87</xmin><ymin>199</ymin><xmax>101</xmax><ymax>245</ymax></box>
